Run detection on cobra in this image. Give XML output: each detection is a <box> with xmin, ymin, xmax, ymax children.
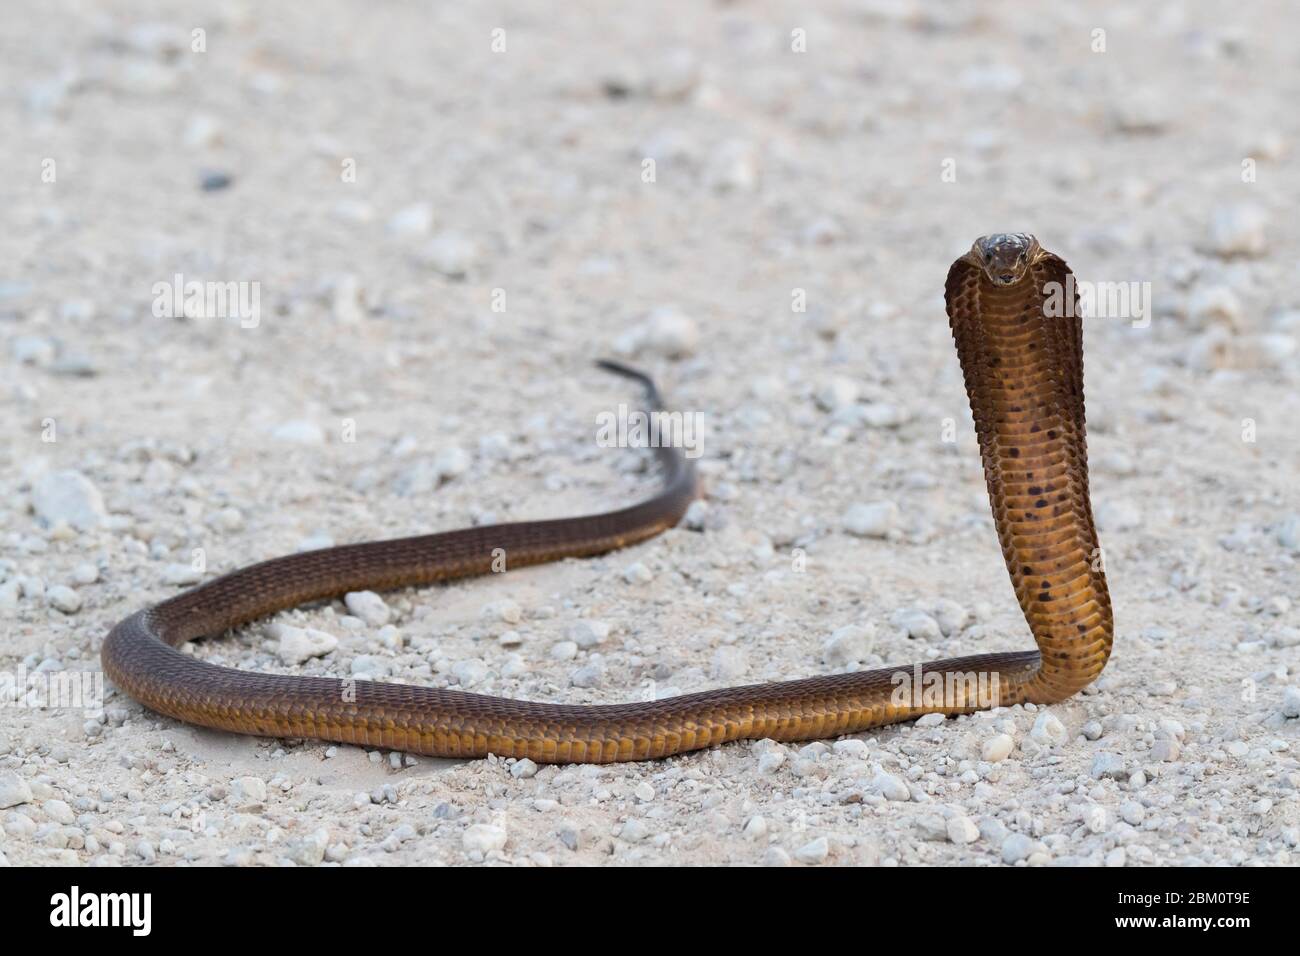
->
<box><xmin>102</xmin><ymin>235</ymin><xmax>1113</xmax><ymax>763</ymax></box>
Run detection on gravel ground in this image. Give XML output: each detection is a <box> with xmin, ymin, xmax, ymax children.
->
<box><xmin>2</xmin><ymin>1</ymin><xmax>1299</xmax><ymax>866</ymax></box>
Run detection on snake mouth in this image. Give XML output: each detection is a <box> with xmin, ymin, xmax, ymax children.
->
<box><xmin>985</xmin><ymin>270</ymin><xmax>1024</xmax><ymax>287</ymax></box>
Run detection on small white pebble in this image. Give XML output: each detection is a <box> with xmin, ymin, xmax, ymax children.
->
<box><xmin>483</xmin><ymin>599</ymin><xmax>522</xmax><ymax>624</ymax></box>
<box><xmin>710</xmin><ymin>645</ymin><xmax>748</xmax><ymax>680</ymax></box>
<box><xmin>568</xmin><ymin>619</ymin><xmax>610</xmax><ymax>648</ymax></box>
<box><xmin>1188</xmin><ymin>285</ymin><xmax>1243</xmax><ymax>329</ymax></box>
<box><xmin>272</xmin><ymin>624</ymin><xmax>338</xmax><ymax>665</ymax></box>
<box><xmin>1030</xmin><ymin>712</ymin><xmax>1067</xmax><ymax>748</ymax></box>
<box><xmin>1001</xmin><ymin>833</ymin><xmax>1034</xmax><ymax>864</ymax></box>
<box><xmin>232</xmin><ymin>776</ymin><xmax>268</xmax><ymax>803</ymax></box>
<box><xmin>794</xmin><ymin>836</ymin><xmax>829</xmax><ymax>864</ymax></box>
<box><xmin>619</xmin><ymin>818</ymin><xmax>650</xmax><ymax>843</ymax></box>
<box><xmin>452</xmin><ymin>659</ymin><xmax>488</xmax><ymax>687</ymax></box>
<box><xmin>419</xmin><ymin>232</ymin><xmax>480</xmax><ymax>278</ymax></box>
<box><xmin>350</xmin><ymin>655</ymin><xmax>390</xmax><ymax>678</ymax></box>
<box><xmin>46</xmin><ymin>585</ymin><xmax>82</xmax><ymax>614</ymax></box>
<box><xmin>683</xmin><ymin>499</ymin><xmax>709</xmax><ymax>530</ymax></box>
<box><xmin>842</xmin><ymin>501</ymin><xmax>899</xmax><ymax>538</ymax></box>
<box><xmin>763</xmin><ymin>847</ymin><xmax>791</xmax><ymax>867</ymax></box>
<box><xmin>44</xmin><ymin>799</ymin><xmax>75</xmax><ymax>824</ymax></box>
<box><xmin>462</xmin><ymin>823</ymin><xmax>507</xmax><ymax>854</ymax></box>
<box><xmin>822</xmin><ymin>623</ymin><xmax>876</xmax><ymax>665</ymax></box>
<box><xmin>1091</xmin><ymin>752</ymin><xmax>1127</xmax><ymax>779</ymax></box>
<box><xmin>32</xmin><ymin>470</ymin><xmax>108</xmax><ymax>530</ymax></box>
<box><xmin>632</xmin><ymin>306</ymin><xmax>699</xmax><ymax>358</ymax></box>
<box><xmin>815</xmin><ymin>376</ymin><xmax>859</xmax><ymax>411</ymax></box>
<box><xmin>161</xmin><ymin>563</ymin><xmax>204</xmax><ymax>586</ymax></box>
<box><xmin>871</xmin><ymin>770</ymin><xmax>911</xmax><ymax>801</ymax></box>
<box><xmin>1150</xmin><ymin>738</ymin><xmax>1181</xmax><ymax>762</ymax></box>
<box><xmin>71</xmin><ymin>563</ymin><xmax>99</xmax><ymax>585</ymax></box>
<box><xmin>387</xmin><ymin>203</ymin><xmax>434</xmax><ymax>237</ymax></box>
<box><xmin>1280</xmin><ymin>687</ymin><xmax>1300</xmax><ymax>719</ymax></box>
<box><xmin>946</xmin><ymin>815</ymin><xmax>980</xmax><ymax>845</ymax></box>
<box><xmin>832</xmin><ymin>739</ymin><xmax>869</xmax><ymax>757</ymax></box>
<box><xmin>757</xmin><ymin>750</ymin><xmax>786</xmax><ymax>774</ymax></box>
<box><xmin>931</xmin><ymin>598</ymin><xmax>969</xmax><ymax>636</ymax></box>
<box><xmin>1208</xmin><ymin>203</ymin><xmax>1267</xmax><ymax>257</ymax></box>
<box><xmin>569</xmin><ymin>663</ymin><xmax>604</xmax><ymax>688</ymax></box>
<box><xmin>1120</xmin><ymin>800</ymin><xmax>1145</xmax><ymax>826</ymax></box>
<box><xmin>982</xmin><ymin>734</ymin><xmax>1015</xmax><ymax>763</ymax></box>
<box><xmin>272</xmin><ymin>420</ymin><xmax>325</xmax><ymax>445</ymax></box>
<box><xmin>344</xmin><ymin>591</ymin><xmax>391</xmax><ymax>627</ymax></box>
<box><xmin>622</xmin><ymin>562</ymin><xmax>654</xmax><ymax>584</ymax></box>
<box><xmin>434</xmin><ymin>446</ymin><xmax>472</xmax><ymax>480</ymax></box>
<box><xmin>890</xmin><ymin>608</ymin><xmax>942</xmax><ymax>641</ymax></box>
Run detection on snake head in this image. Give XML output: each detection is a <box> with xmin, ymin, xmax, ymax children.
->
<box><xmin>970</xmin><ymin>233</ymin><xmax>1041</xmax><ymax>286</ymax></box>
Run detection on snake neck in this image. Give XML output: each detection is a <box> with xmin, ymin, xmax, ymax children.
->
<box><xmin>949</xmin><ymin>255</ymin><xmax>1114</xmax><ymax>706</ymax></box>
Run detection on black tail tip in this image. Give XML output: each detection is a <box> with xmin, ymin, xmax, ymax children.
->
<box><xmin>594</xmin><ymin>358</ymin><xmax>648</xmax><ymax>382</ymax></box>
<box><xmin>595</xmin><ymin>358</ymin><xmax>662</xmax><ymax>402</ymax></box>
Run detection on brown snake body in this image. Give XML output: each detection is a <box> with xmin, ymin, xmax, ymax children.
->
<box><xmin>102</xmin><ymin>235</ymin><xmax>1113</xmax><ymax>763</ymax></box>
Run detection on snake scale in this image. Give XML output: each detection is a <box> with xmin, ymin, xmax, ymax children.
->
<box><xmin>102</xmin><ymin>234</ymin><xmax>1113</xmax><ymax>763</ymax></box>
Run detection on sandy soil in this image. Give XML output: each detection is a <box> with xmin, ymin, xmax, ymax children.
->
<box><xmin>1</xmin><ymin>1</ymin><xmax>1298</xmax><ymax>866</ymax></box>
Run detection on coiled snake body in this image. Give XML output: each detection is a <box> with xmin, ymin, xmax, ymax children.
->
<box><xmin>102</xmin><ymin>235</ymin><xmax>1113</xmax><ymax>763</ymax></box>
